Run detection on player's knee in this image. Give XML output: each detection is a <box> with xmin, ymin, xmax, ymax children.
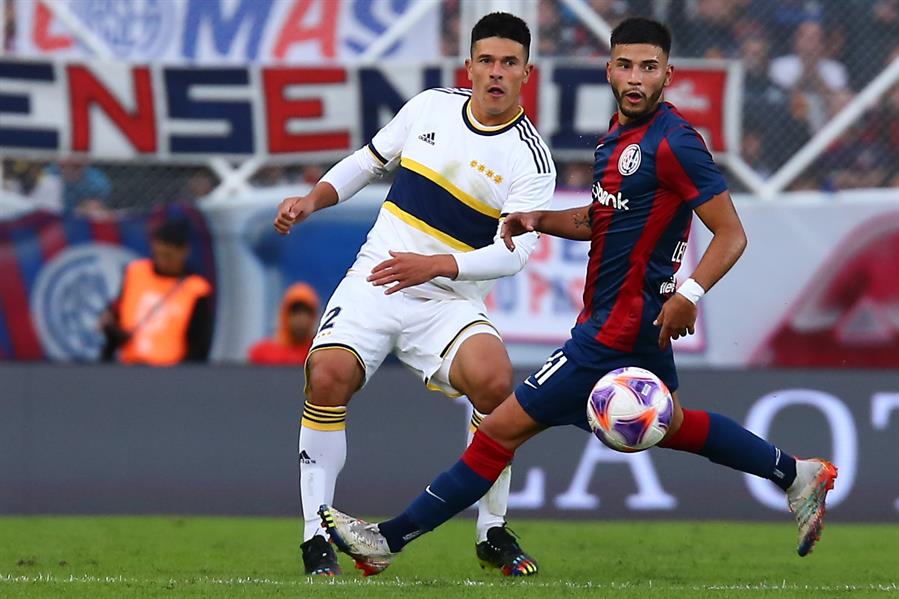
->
<box><xmin>306</xmin><ymin>361</ymin><xmax>357</xmax><ymax>406</ymax></box>
<box><xmin>469</xmin><ymin>369</ymin><xmax>513</xmax><ymax>414</ymax></box>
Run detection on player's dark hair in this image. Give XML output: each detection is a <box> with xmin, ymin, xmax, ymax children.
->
<box><xmin>610</xmin><ymin>17</ymin><xmax>672</xmax><ymax>56</ymax></box>
<box><xmin>152</xmin><ymin>218</ymin><xmax>191</xmax><ymax>247</ymax></box>
<box><xmin>471</xmin><ymin>12</ymin><xmax>531</xmax><ymax>60</ymax></box>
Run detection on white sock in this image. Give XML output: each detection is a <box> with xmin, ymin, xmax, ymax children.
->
<box><xmin>299</xmin><ymin>403</ymin><xmax>347</xmax><ymax>542</ymax></box>
<box><xmin>468</xmin><ymin>410</ymin><xmax>510</xmax><ymax>542</ymax></box>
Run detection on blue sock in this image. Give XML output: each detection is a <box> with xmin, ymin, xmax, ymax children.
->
<box><xmin>704</xmin><ymin>412</ymin><xmax>797</xmax><ymax>490</ymax></box>
<box><xmin>661</xmin><ymin>409</ymin><xmax>796</xmax><ymax>490</ymax></box>
<box><xmin>379</xmin><ymin>459</ymin><xmax>495</xmax><ymax>552</ymax></box>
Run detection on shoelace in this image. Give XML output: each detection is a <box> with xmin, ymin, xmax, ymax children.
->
<box><xmin>490</xmin><ymin>526</ymin><xmax>524</xmax><ymax>554</ymax></box>
<box><xmin>349</xmin><ymin>521</ymin><xmax>388</xmax><ymax>552</ymax></box>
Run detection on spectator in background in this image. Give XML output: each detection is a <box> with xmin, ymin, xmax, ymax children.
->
<box><xmin>248</xmin><ymin>283</ymin><xmax>319</xmax><ymax>366</ymax></box>
<box><xmin>30</xmin><ymin>158</ymin><xmax>112</xmax><ymax>217</ymax></box>
<box><xmin>822</xmin><ymin>55</ymin><xmax>899</xmax><ymax>190</ymax></box>
<box><xmin>740</xmin><ymin>128</ymin><xmax>776</xmax><ymax>179</ymax></box>
<box><xmin>99</xmin><ymin>219</ymin><xmax>213</xmax><ymax>365</ymax></box>
<box><xmin>441</xmin><ymin>0</ymin><xmax>460</xmax><ymax>56</ymax></box>
<box><xmin>738</xmin><ymin>33</ymin><xmax>797</xmax><ymax>167</ymax></box>
<box><xmin>672</xmin><ymin>0</ymin><xmax>741</xmax><ymax>58</ymax></box>
<box><xmin>737</xmin><ymin>31</ymin><xmax>812</xmax><ymax>171</ymax></box>
<box><xmin>299</xmin><ymin>164</ymin><xmax>327</xmax><ymax>185</ymax></box>
<box><xmin>842</xmin><ymin>0</ymin><xmax>899</xmax><ymax>87</ymax></box>
<box><xmin>177</xmin><ymin>169</ymin><xmax>217</xmax><ymax>203</ymax></box>
<box><xmin>769</xmin><ymin>20</ymin><xmax>849</xmax><ymax>131</ymax></box>
<box><xmin>537</xmin><ymin>0</ymin><xmax>566</xmax><ymax>56</ymax></box>
<box><xmin>252</xmin><ymin>165</ymin><xmax>295</xmax><ymax>188</ymax></box>
<box><xmin>740</xmin><ymin>32</ymin><xmax>779</xmax><ymax>118</ymax></box>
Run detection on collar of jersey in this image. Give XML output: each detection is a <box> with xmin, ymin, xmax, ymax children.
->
<box><xmin>612</xmin><ymin>101</ymin><xmax>667</xmax><ymax>131</ymax></box>
<box><xmin>462</xmin><ymin>99</ymin><xmax>525</xmax><ymax>136</ymax></box>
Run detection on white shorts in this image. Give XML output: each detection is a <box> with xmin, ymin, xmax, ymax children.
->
<box><xmin>308</xmin><ymin>274</ymin><xmax>501</xmax><ymax>397</ymax></box>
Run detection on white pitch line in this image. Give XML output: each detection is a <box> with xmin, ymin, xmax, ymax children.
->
<box><xmin>0</xmin><ymin>573</ymin><xmax>897</xmax><ymax>592</ymax></box>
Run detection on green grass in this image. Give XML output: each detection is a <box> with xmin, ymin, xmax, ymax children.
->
<box><xmin>0</xmin><ymin>517</ymin><xmax>896</xmax><ymax>598</ymax></box>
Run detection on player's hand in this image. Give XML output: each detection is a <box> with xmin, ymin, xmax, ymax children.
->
<box><xmin>501</xmin><ymin>212</ymin><xmax>540</xmax><ymax>251</ymax></box>
<box><xmin>653</xmin><ymin>294</ymin><xmax>697</xmax><ymax>350</ymax></box>
<box><xmin>368</xmin><ymin>251</ymin><xmax>453</xmax><ymax>295</ymax></box>
<box><xmin>274</xmin><ymin>196</ymin><xmax>313</xmax><ymax>235</ymax></box>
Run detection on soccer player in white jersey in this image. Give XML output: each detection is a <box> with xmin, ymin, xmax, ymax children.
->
<box><xmin>274</xmin><ymin>12</ymin><xmax>555</xmax><ymax>577</ymax></box>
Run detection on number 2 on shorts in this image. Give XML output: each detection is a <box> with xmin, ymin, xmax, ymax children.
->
<box><xmin>318</xmin><ymin>307</ymin><xmax>342</xmax><ymax>332</ymax></box>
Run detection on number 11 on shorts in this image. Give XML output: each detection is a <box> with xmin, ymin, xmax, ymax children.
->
<box><xmin>526</xmin><ymin>350</ymin><xmax>568</xmax><ymax>388</ymax></box>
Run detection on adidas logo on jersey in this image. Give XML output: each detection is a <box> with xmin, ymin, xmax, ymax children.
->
<box><xmin>299</xmin><ymin>450</ymin><xmax>316</xmax><ymax>464</ymax></box>
<box><xmin>418</xmin><ymin>131</ymin><xmax>436</xmax><ymax>145</ymax></box>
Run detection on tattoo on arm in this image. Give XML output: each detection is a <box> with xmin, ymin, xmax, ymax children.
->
<box><xmin>573</xmin><ymin>211</ymin><xmax>590</xmax><ymax>230</ymax></box>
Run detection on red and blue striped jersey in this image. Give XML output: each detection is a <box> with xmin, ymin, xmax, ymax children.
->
<box><xmin>571</xmin><ymin>102</ymin><xmax>727</xmax><ymax>355</ymax></box>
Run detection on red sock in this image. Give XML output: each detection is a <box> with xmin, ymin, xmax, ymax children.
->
<box><xmin>461</xmin><ymin>430</ymin><xmax>514</xmax><ymax>480</ymax></box>
<box><xmin>659</xmin><ymin>408</ymin><xmax>710</xmax><ymax>452</ymax></box>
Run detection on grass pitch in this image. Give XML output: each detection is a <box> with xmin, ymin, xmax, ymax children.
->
<box><xmin>0</xmin><ymin>517</ymin><xmax>896</xmax><ymax>598</ymax></box>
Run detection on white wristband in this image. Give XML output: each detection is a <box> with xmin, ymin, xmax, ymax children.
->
<box><xmin>676</xmin><ymin>278</ymin><xmax>705</xmax><ymax>305</ymax></box>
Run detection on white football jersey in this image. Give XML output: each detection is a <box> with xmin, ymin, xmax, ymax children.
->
<box><xmin>350</xmin><ymin>87</ymin><xmax>556</xmax><ymax>302</ymax></box>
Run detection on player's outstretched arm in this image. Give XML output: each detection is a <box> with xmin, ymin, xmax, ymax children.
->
<box><xmin>274</xmin><ymin>140</ymin><xmax>396</xmax><ymax>235</ymax></box>
<box><xmin>501</xmin><ymin>206</ymin><xmax>591</xmax><ymax>250</ymax></box>
<box><xmin>273</xmin><ymin>182</ymin><xmax>338</xmax><ymax>235</ymax></box>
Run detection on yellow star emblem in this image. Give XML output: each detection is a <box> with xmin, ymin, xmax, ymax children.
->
<box><xmin>494</xmin><ymin>175</ymin><xmax>503</xmax><ymax>184</ymax></box>
<box><xmin>478</xmin><ymin>164</ymin><xmax>485</xmax><ymax>172</ymax></box>
<box><xmin>486</xmin><ymin>170</ymin><xmax>494</xmax><ymax>178</ymax></box>
<box><xmin>470</xmin><ymin>160</ymin><xmax>478</xmax><ymax>168</ymax></box>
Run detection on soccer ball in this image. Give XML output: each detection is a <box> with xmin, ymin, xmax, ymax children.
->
<box><xmin>586</xmin><ymin>367</ymin><xmax>673</xmax><ymax>453</ymax></box>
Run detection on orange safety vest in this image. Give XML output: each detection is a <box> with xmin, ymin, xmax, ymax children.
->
<box><xmin>118</xmin><ymin>259</ymin><xmax>212</xmax><ymax>366</ymax></box>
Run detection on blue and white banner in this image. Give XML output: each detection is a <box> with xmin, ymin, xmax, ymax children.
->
<box><xmin>14</xmin><ymin>0</ymin><xmax>440</xmax><ymax>64</ymax></box>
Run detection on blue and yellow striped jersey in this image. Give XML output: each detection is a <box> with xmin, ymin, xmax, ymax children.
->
<box><xmin>352</xmin><ymin>88</ymin><xmax>556</xmax><ymax>302</ymax></box>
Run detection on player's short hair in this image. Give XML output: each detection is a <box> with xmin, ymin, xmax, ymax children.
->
<box><xmin>471</xmin><ymin>12</ymin><xmax>531</xmax><ymax>60</ymax></box>
<box><xmin>610</xmin><ymin>17</ymin><xmax>672</xmax><ymax>56</ymax></box>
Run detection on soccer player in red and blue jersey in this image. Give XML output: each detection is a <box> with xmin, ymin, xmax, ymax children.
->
<box><xmin>319</xmin><ymin>18</ymin><xmax>838</xmax><ymax>575</ymax></box>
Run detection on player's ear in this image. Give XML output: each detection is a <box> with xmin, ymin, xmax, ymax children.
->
<box><xmin>522</xmin><ymin>62</ymin><xmax>533</xmax><ymax>84</ymax></box>
<box><xmin>465</xmin><ymin>57</ymin><xmax>473</xmax><ymax>83</ymax></box>
<box><xmin>606</xmin><ymin>60</ymin><xmax>612</xmax><ymax>81</ymax></box>
<box><xmin>664</xmin><ymin>63</ymin><xmax>674</xmax><ymax>88</ymax></box>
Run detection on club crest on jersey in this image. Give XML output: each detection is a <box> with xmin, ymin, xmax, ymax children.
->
<box><xmin>618</xmin><ymin>144</ymin><xmax>642</xmax><ymax>176</ymax></box>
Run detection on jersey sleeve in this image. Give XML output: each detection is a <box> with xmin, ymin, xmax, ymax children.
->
<box><xmin>657</xmin><ymin>125</ymin><xmax>728</xmax><ymax>209</ymax></box>
<box><xmin>501</xmin><ymin>168</ymin><xmax>557</xmax><ymax>216</ymax></box>
<box><xmin>366</xmin><ymin>90</ymin><xmax>431</xmax><ymax>170</ymax></box>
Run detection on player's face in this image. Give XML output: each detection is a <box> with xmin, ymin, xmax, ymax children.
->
<box><xmin>607</xmin><ymin>44</ymin><xmax>673</xmax><ymax>123</ymax></box>
<box><xmin>465</xmin><ymin>37</ymin><xmax>532</xmax><ymax>125</ymax></box>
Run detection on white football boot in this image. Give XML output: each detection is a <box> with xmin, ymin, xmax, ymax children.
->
<box><xmin>786</xmin><ymin>458</ymin><xmax>838</xmax><ymax>556</ymax></box>
<box><xmin>319</xmin><ymin>505</ymin><xmax>397</xmax><ymax>576</ymax></box>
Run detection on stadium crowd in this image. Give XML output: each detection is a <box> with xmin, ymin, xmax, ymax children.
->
<box><xmin>2</xmin><ymin>0</ymin><xmax>898</xmax><ymax>206</ymax></box>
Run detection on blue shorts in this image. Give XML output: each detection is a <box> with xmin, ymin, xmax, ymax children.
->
<box><xmin>515</xmin><ymin>337</ymin><xmax>678</xmax><ymax>432</ymax></box>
